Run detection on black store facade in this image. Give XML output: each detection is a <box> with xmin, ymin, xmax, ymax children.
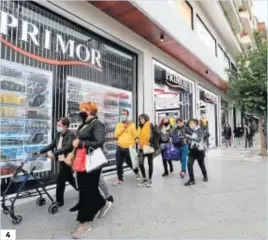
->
<box><xmin>0</xmin><ymin>1</ymin><xmax>137</xmax><ymax>188</ymax></box>
<box><xmin>198</xmin><ymin>86</ymin><xmax>218</xmax><ymax>148</ymax></box>
<box><xmin>153</xmin><ymin>60</ymin><xmax>194</xmax><ymax>125</ymax></box>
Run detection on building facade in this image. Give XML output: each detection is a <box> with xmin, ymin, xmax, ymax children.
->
<box><xmin>0</xmin><ymin>1</ymin><xmax>256</xmax><ymax>182</ymax></box>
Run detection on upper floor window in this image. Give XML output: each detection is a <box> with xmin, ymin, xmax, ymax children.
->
<box><xmin>218</xmin><ymin>45</ymin><xmax>230</xmax><ymax>70</ymax></box>
<box><xmin>231</xmin><ymin>62</ymin><xmax>237</xmax><ymax>72</ymax></box>
<box><xmin>196</xmin><ymin>15</ymin><xmax>216</xmax><ymax>56</ymax></box>
<box><xmin>175</xmin><ymin>1</ymin><xmax>193</xmax><ymax>30</ymax></box>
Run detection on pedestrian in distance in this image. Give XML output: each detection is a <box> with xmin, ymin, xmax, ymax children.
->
<box><xmin>233</xmin><ymin>123</ymin><xmax>243</xmax><ymax>147</ymax></box>
<box><xmin>245</xmin><ymin>123</ymin><xmax>255</xmax><ymax>148</ymax></box>
<box><xmin>184</xmin><ymin>119</ymin><xmax>208</xmax><ymax>186</ymax></box>
<box><xmin>159</xmin><ymin>117</ymin><xmax>174</xmax><ymax>177</ymax></box>
<box><xmin>38</xmin><ymin>117</ymin><xmax>77</xmax><ymax>208</ymax></box>
<box><xmin>113</xmin><ymin>109</ymin><xmax>141</xmax><ymax>186</ymax></box>
<box><xmin>223</xmin><ymin>123</ymin><xmax>232</xmax><ymax>148</ymax></box>
<box><xmin>200</xmin><ymin>114</ymin><xmax>210</xmax><ymax>148</ymax></box>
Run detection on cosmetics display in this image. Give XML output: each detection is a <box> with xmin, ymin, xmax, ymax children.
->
<box><xmin>66</xmin><ymin>76</ymin><xmax>133</xmax><ymax>162</ymax></box>
<box><xmin>0</xmin><ymin>60</ymin><xmax>53</xmax><ymax>178</ymax></box>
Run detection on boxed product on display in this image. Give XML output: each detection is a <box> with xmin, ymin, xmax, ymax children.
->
<box><xmin>0</xmin><ymin>60</ymin><xmax>53</xmax><ymax>178</ymax></box>
<box><xmin>66</xmin><ymin>76</ymin><xmax>133</xmax><ymax>162</ymax></box>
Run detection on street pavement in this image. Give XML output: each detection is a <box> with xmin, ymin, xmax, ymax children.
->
<box><xmin>1</xmin><ymin>142</ymin><xmax>267</xmax><ymax>239</ymax></box>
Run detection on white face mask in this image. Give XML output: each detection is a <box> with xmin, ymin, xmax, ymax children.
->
<box><xmin>57</xmin><ymin>126</ymin><xmax>63</xmax><ymax>133</ymax></box>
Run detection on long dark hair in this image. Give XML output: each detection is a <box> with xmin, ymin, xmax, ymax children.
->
<box><xmin>138</xmin><ymin>113</ymin><xmax>150</xmax><ymax>127</ymax></box>
<box><xmin>159</xmin><ymin>117</ymin><xmax>170</xmax><ymax>128</ymax></box>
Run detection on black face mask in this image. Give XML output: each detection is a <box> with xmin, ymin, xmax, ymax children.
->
<box><xmin>79</xmin><ymin>111</ymin><xmax>88</xmax><ymax>122</ymax></box>
<box><xmin>163</xmin><ymin>123</ymin><xmax>169</xmax><ymax>127</ymax></box>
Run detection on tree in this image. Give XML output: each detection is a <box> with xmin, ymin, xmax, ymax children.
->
<box><xmin>227</xmin><ymin>31</ymin><xmax>267</xmax><ymax>157</ymax></box>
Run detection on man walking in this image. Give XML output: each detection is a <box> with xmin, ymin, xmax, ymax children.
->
<box><xmin>233</xmin><ymin>123</ymin><xmax>244</xmax><ymax>147</ymax></box>
<box><xmin>223</xmin><ymin>123</ymin><xmax>232</xmax><ymax>148</ymax></box>
<box><xmin>245</xmin><ymin>124</ymin><xmax>253</xmax><ymax>148</ymax></box>
<box><xmin>113</xmin><ymin>109</ymin><xmax>140</xmax><ymax>185</ymax></box>
<box><xmin>39</xmin><ymin>117</ymin><xmax>77</xmax><ymax>207</ymax></box>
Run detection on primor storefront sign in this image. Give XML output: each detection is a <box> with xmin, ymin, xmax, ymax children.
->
<box><xmin>165</xmin><ymin>71</ymin><xmax>190</xmax><ymax>92</ymax></box>
<box><xmin>200</xmin><ymin>90</ymin><xmax>217</xmax><ymax>104</ymax></box>
<box><xmin>0</xmin><ymin>10</ymin><xmax>102</xmax><ymax>70</ymax></box>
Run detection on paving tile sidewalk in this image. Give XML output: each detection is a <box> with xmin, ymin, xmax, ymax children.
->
<box><xmin>1</xmin><ymin>149</ymin><xmax>267</xmax><ymax>239</ymax></box>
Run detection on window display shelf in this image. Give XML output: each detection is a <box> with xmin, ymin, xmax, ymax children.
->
<box><xmin>0</xmin><ymin>60</ymin><xmax>53</xmax><ymax>178</ymax></box>
<box><xmin>66</xmin><ymin>76</ymin><xmax>133</xmax><ymax>162</ymax></box>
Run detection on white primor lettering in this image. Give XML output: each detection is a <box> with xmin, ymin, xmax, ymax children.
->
<box><xmin>56</xmin><ymin>34</ymin><xmax>75</xmax><ymax>58</ymax></box>
<box><xmin>0</xmin><ymin>11</ymin><xmax>18</xmax><ymax>35</ymax></box>
<box><xmin>0</xmin><ymin>10</ymin><xmax>102</xmax><ymax>69</ymax></box>
<box><xmin>165</xmin><ymin>71</ymin><xmax>188</xmax><ymax>91</ymax></box>
<box><xmin>44</xmin><ymin>29</ymin><xmax>52</xmax><ymax>50</ymax></box>
<box><xmin>76</xmin><ymin>44</ymin><xmax>90</xmax><ymax>62</ymax></box>
<box><xmin>91</xmin><ymin>49</ymin><xmax>102</xmax><ymax>68</ymax></box>
<box><xmin>204</xmin><ymin>92</ymin><xmax>216</xmax><ymax>102</ymax></box>
<box><xmin>20</xmin><ymin>20</ymin><xmax>39</xmax><ymax>46</ymax></box>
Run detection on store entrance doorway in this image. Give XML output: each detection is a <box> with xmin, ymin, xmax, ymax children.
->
<box><xmin>156</xmin><ymin>109</ymin><xmax>180</xmax><ymax>127</ymax></box>
<box><xmin>200</xmin><ymin>101</ymin><xmax>218</xmax><ymax>148</ymax></box>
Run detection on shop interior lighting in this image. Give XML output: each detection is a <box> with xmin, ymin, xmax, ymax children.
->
<box><xmin>160</xmin><ymin>34</ymin><xmax>164</xmax><ymax>42</ymax></box>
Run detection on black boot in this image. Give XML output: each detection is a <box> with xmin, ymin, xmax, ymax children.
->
<box><xmin>162</xmin><ymin>172</ymin><xmax>169</xmax><ymax>177</ymax></box>
<box><xmin>106</xmin><ymin>195</ymin><xmax>114</xmax><ymax>202</ymax></box>
<box><xmin>203</xmin><ymin>176</ymin><xmax>208</xmax><ymax>182</ymax></box>
<box><xmin>69</xmin><ymin>203</ymin><xmax>79</xmax><ymax>212</ymax></box>
<box><xmin>184</xmin><ymin>180</ymin><xmax>195</xmax><ymax>186</ymax></box>
<box><xmin>56</xmin><ymin>202</ymin><xmax>64</xmax><ymax>207</ymax></box>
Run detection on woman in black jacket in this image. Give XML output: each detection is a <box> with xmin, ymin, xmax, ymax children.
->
<box><xmin>71</xmin><ymin>102</ymin><xmax>112</xmax><ymax>239</ymax></box>
<box><xmin>158</xmin><ymin>117</ymin><xmax>173</xmax><ymax>177</ymax></box>
<box><xmin>184</xmin><ymin>119</ymin><xmax>208</xmax><ymax>186</ymax></box>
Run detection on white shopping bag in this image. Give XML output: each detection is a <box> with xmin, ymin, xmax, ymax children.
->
<box><xmin>143</xmin><ymin>145</ymin><xmax>155</xmax><ymax>155</ymax></box>
<box><xmin>129</xmin><ymin>147</ymin><xmax>139</xmax><ymax>169</ymax></box>
<box><xmin>86</xmin><ymin>148</ymin><xmax>108</xmax><ymax>173</ymax></box>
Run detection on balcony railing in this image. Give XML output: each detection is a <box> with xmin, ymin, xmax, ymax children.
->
<box><xmin>237</xmin><ymin>33</ymin><xmax>252</xmax><ymax>52</ymax></box>
<box><xmin>239</xmin><ymin>10</ymin><xmax>254</xmax><ymax>33</ymax></box>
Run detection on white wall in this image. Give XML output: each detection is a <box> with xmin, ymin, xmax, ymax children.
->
<box><xmin>192</xmin><ymin>2</ymin><xmax>240</xmax><ymax>61</ymax></box>
<box><xmin>39</xmin><ymin>0</ymin><xmax>229</xmax><ymax>123</ymax></box>
<box><xmin>132</xmin><ymin>0</ymin><xmax>230</xmax><ymax>81</ymax></box>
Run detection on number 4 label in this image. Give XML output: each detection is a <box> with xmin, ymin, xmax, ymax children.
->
<box><xmin>0</xmin><ymin>230</ymin><xmax>16</xmax><ymax>240</ymax></box>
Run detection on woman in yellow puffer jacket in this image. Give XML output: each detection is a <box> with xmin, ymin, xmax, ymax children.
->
<box><xmin>137</xmin><ymin>113</ymin><xmax>154</xmax><ymax>187</ymax></box>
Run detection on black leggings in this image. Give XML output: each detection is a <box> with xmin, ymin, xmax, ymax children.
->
<box><xmin>139</xmin><ymin>152</ymin><xmax>153</xmax><ymax>180</ymax></box>
<box><xmin>187</xmin><ymin>149</ymin><xmax>207</xmax><ymax>182</ymax></box>
<box><xmin>161</xmin><ymin>150</ymin><xmax>173</xmax><ymax>173</ymax></box>
<box><xmin>76</xmin><ymin>168</ymin><xmax>106</xmax><ymax>223</ymax></box>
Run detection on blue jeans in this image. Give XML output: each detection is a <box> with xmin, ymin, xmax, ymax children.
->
<box><xmin>180</xmin><ymin>145</ymin><xmax>189</xmax><ymax>173</ymax></box>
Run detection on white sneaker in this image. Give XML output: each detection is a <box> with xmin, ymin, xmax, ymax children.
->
<box><xmin>146</xmin><ymin>179</ymin><xmax>152</xmax><ymax>187</ymax></box>
<box><xmin>72</xmin><ymin>223</ymin><xmax>91</xmax><ymax>239</ymax></box>
<box><xmin>97</xmin><ymin>201</ymin><xmax>112</xmax><ymax>218</ymax></box>
<box><xmin>136</xmin><ymin>173</ymin><xmax>141</xmax><ymax>181</ymax></box>
<box><xmin>138</xmin><ymin>179</ymin><xmax>148</xmax><ymax>187</ymax></box>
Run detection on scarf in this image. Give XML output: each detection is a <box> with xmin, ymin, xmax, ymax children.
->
<box><xmin>161</xmin><ymin>125</ymin><xmax>170</xmax><ymax>134</ymax></box>
<box><xmin>138</xmin><ymin>121</ymin><xmax>151</xmax><ymax>148</ymax></box>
